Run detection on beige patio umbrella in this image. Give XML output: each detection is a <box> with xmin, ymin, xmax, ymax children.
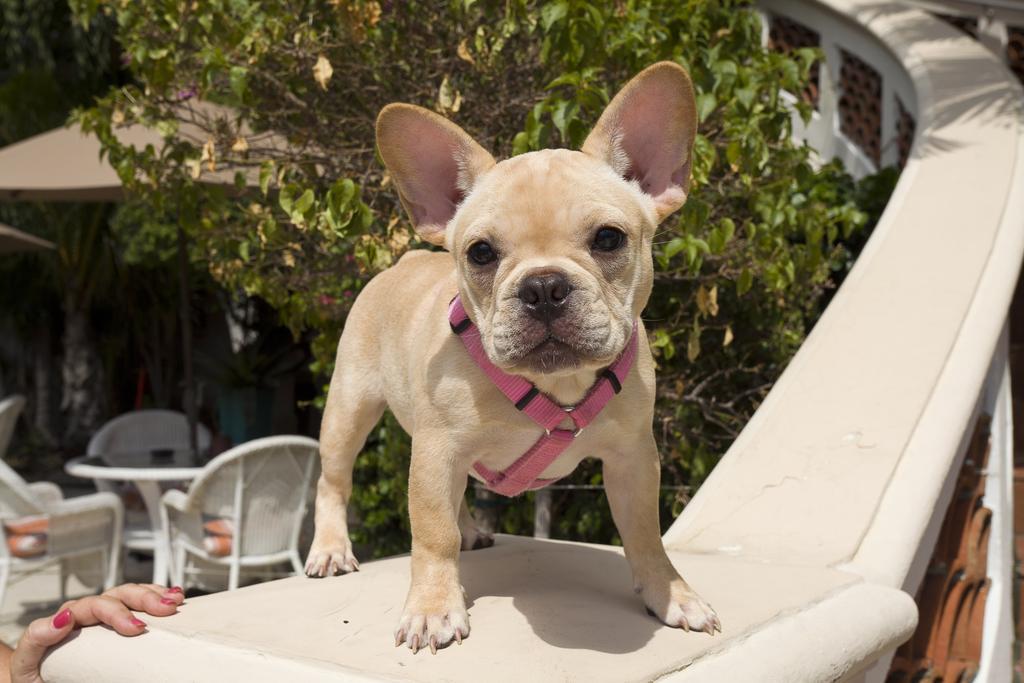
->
<box><xmin>0</xmin><ymin>222</ymin><xmax>55</xmax><ymax>253</ymax></box>
<box><xmin>0</xmin><ymin>102</ymin><xmax>289</xmax><ymax>451</ymax></box>
<box><xmin>0</xmin><ymin>124</ymin><xmax>141</xmax><ymax>201</ymax></box>
<box><xmin>0</xmin><ymin>102</ymin><xmax>284</xmax><ymax>201</ymax></box>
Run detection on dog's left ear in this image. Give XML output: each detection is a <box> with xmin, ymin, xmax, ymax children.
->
<box><xmin>582</xmin><ymin>62</ymin><xmax>698</xmax><ymax>222</ymax></box>
<box><xmin>376</xmin><ymin>104</ymin><xmax>496</xmax><ymax>247</ymax></box>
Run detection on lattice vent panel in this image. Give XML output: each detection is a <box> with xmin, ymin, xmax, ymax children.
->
<box><xmin>767</xmin><ymin>15</ymin><xmax>820</xmax><ymax>107</ymax></box>
<box><xmin>839</xmin><ymin>50</ymin><xmax>882</xmax><ymax>165</ymax></box>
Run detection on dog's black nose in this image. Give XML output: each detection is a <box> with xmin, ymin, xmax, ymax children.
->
<box><xmin>518</xmin><ymin>272</ymin><xmax>572</xmax><ymax>322</ymax></box>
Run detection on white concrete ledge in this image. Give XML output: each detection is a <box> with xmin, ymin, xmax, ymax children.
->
<box><xmin>43</xmin><ymin>536</ymin><xmax>902</xmax><ymax>683</ymax></box>
<box><xmin>40</xmin><ymin>0</ymin><xmax>1024</xmax><ymax>679</ymax></box>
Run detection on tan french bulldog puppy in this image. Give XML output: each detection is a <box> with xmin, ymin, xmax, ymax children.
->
<box><xmin>305</xmin><ymin>61</ymin><xmax>721</xmax><ymax>653</ymax></box>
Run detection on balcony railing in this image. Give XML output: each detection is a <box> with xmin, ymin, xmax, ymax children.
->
<box><xmin>41</xmin><ymin>1</ymin><xmax>1024</xmax><ymax>681</ymax></box>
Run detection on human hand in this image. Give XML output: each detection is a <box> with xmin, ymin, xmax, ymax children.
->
<box><xmin>9</xmin><ymin>583</ymin><xmax>185</xmax><ymax>683</ymax></box>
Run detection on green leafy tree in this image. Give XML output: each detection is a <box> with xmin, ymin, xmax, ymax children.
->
<box><xmin>70</xmin><ymin>0</ymin><xmax>891</xmax><ymax>554</ymax></box>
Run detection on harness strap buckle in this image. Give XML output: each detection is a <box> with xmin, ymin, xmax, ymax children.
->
<box><xmin>600</xmin><ymin>368</ymin><xmax>622</xmax><ymax>394</ymax></box>
<box><xmin>450</xmin><ymin>317</ymin><xmax>472</xmax><ymax>335</ymax></box>
<box><xmin>515</xmin><ymin>386</ymin><xmax>540</xmax><ymax>411</ymax></box>
<box><xmin>545</xmin><ymin>426</ymin><xmax>583</xmax><ymax>438</ymax></box>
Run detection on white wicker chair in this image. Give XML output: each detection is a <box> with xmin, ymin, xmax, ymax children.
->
<box><xmin>161</xmin><ymin>435</ymin><xmax>319</xmax><ymax>591</ymax></box>
<box><xmin>0</xmin><ymin>395</ymin><xmax>123</xmax><ymax>609</ymax></box>
<box><xmin>87</xmin><ymin>410</ymin><xmax>212</xmax><ymax>456</ymax></box>
<box><xmin>87</xmin><ymin>410</ymin><xmax>212</xmax><ymax>558</ymax></box>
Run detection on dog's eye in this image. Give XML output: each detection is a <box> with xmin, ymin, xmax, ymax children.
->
<box><xmin>467</xmin><ymin>241</ymin><xmax>498</xmax><ymax>266</ymax></box>
<box><xmin>592</xmin><ymin>227</ymin><xmax>626</xmax><ymax>252</ymax></box>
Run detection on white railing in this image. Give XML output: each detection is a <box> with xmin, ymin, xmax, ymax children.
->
<box><xmin>666</xmin><ymin>0</ymin><xmax>1024</xmax><ymax>679</ymax></box>
<box><xmin>40</xmin><ymin>1</ymin><xmax>1024</xmax><ymax>681</ymax></box>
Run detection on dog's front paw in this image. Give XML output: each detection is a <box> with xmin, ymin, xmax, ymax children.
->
<box><xmin>642</xmin><ymin>577</ymin><xmax>721</xmax><ymax>635</ymax></box>
<box><xmin>394</xmin><ymin>594</ymin><xmax>470</xmax><ymax>654</ymax></box>
<box><xmin>304</xmin><ymin>538</ymin><xmax>359</xmax><ymax>577</ymax></box>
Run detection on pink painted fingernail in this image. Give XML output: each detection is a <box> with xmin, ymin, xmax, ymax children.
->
<box><xmin>52</xmin><ymin>609</ymin><xmax>72</xmax><ymax>629</ymax></box>
<box><xmin>130</xmin><ymin>617</ymin><xmax>147</xmax><ymax>628</ymax></box>
<box><xmin>160</xmin><ymin>597</ymin><xmax>176</xmax><ymax>605</ymax></box>
<box><xmin>168</xmin><ymin>586</ymin><xmax>183</xmax><ymax>593</ymax></box>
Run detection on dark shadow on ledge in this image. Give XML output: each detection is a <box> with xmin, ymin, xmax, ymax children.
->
<box><xmin>457</xmin><ymin>538</ymin><xmax>673</xmax><ymax>655</ymax></box>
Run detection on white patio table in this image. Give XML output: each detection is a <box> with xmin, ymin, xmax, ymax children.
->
<box><xmin>65</xmin><ymin>449</ymin><xmax>205</xmax><ymax>585</ymax></box>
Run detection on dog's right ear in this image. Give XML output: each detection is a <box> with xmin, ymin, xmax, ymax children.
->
<box><xmin>376</xmin><ymin>104</ymin><xmax>496</xmax><ymax>247</ymax></box>
<box><xmin>582</xmin><ymin>62</ymin><xmax>697</xmax><ymax>223</ymax></box>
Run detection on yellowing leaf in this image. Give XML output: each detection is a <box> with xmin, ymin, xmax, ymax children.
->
<box><xmin>231</xmin><ymin>136</ymin><xmax>249</xmax><ymax>153</ymax></box>
<box><xmin>201</xmin><ymin>138</ymin><xmax>216</xmax><ymax>173</ymax></box>
<box><xmin>457</xmin><ymin>38</ymin><xmax>475</xmax><ymax>64</ymax></box>
<box><xmin>437</xmin><ymin>74</ymin><xmax>458</xmax><ymax>113</ymax></box>
<box><xmin>708</xmin><ymin>285</ymin><xmax>719</xmax><ymax>316</ymax></box>
<box><xmin>723</xmin><ymin>325</ymin><xmax>734</xmax><ymax>347</ymax></box>
<box><xmin>388</xmin><ymin>227</ymin><xmax>411</xmax><ymax>251</ymax></box>
<box><xmin>111</xmin><ymin>107</ymin><xmax>125</xmax><ymax>125</ymax></box>
<box><xmin>313</xmin><ymin>55</ymin><xmax>334</xmax><ymax>90</ymax></box>
<box><xmin>687</xmin><ymin>327</ymin><xmax>701</xmax><ymax>362</ymax></box>
<box><xmin>366</xmin><ymin>1</ymin><xmax>381</xmax><ymax>26</ymax></box>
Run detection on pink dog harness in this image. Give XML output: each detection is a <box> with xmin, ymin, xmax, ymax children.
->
<box><xmin>448</xmin><ymin>295</ymin><xmax>639</xmax><ymax>497</ymax></box>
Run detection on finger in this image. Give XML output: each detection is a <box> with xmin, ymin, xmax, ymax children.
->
<box><xmin>133</xmin><ymin>582</ymin><xmax>186</xmax><ymax>607</ymax></box>
<box><xmin>156</xmin><ymin>584</ymin><xmax>186</xmax><ymax>605</ymax></box>
<box><xmin>103</xmin><ymin>582</ymin><xmax>163</xmax><ymax>601</ymax></box>
<box><xmin>133</xmin><ymin>583</ymin><xmax>185</xmax><ymax>603</ymax></box>
<box><xmin>135</xmin><ymin>583</ymin><xmax>183</xmax><ymax>597</ymax></box>
<box><xmin>103</xmin><ymin>583</ymin><xmax>182</xmax><ymax>615</ymax></box>
<box><xmin>63</xmin><ymin>595</ymin><xmax>150</xmax><ymax>635</ymax></box>
<box><xmin>10</xmin><ymin>609</ymin><xmax>75</xmax><ymax>683</ymax></box>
